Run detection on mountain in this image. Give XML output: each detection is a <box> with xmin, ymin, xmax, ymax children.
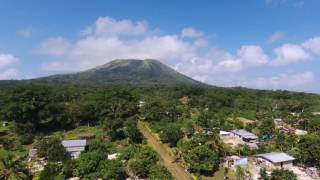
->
<box><xmin>5</xmin><ymin>59</ymin><xmax>204</xmax><ymax>86</ymax></box>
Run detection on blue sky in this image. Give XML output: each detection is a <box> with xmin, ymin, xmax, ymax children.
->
<box><xmin>0</xmin><ymin>0</ymin><xmax>320</xmax><ymax>92</ymax></box>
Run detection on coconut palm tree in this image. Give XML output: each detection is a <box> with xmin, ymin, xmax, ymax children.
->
<box><xmin>0</xmin><ymin>153</ymin><xmax>28</xmax><ymax>180</ymax></box>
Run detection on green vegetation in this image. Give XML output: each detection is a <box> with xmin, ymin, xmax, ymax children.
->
<box><xmin>270</xmin><ymin>169</ymin><xmax>297</xmax><ymax>180</ymax></box>
<box><xmin>1</xmin><ymin>59</ymin><xmax>320</xmax><ymax>178</ymax></box>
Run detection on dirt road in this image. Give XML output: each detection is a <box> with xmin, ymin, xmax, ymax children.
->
<box><xmin>138</xmin><ymin>121</ymin><xmax>193</xmax><ymax>180</ymax></box>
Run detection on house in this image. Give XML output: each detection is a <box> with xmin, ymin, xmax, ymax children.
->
<box><xmin>255</xmin><ymin>152</ymin><xmax>295</xmax><ymax>169</ymax></box>
<box><xmin>219</xmin><ymin>130</ymin><xmax>231</xmax><ymax>137</ymax></box>
<box><xmin>231</xmin><ymin>129</ymin><xmax>258</xmax><ymax>143</ymax></box>
<box><xmin>28</xmin><ymin>148</ymin><xmax>38</xmax><ymax>160</ymax></box>
<box><xmin>306</xmin><ymin>167</ymin><xmax>319</xmax><ymax>179</ymax></box>
<box><xmin>222</xmin><ymin>155</ymin><xmax>248</xmax><ymax>169</ymax></box>
<box><xmin>312</xmin><ymin>112</ymin><xmax>320</xmax><ymax>116</ymax></box>
<box><xmin>108</xmin><ymin>153</ymin><xmax>119</xmax><ymax>160</ymax></box>
<box><xmin>273</xmin><ymin>118</ymin><xmax>284</xmax><ymax>127</ymax></box>
<box><xmin>295</xmin><ymin>129</ymin><xmax>308</xmax><ymax>136</ymax></box>
<box><xmin>138</xmin><ymin>100</ymin><xmax>145</xmax><ymax>108</ymax></box>
<box><xmin>2</xmin><ymin>121</ymin><xmax>8</xmax><ymax>127</ymax></box>
<box><xmin>62</xmin><ymin>140</ymin><xmax>86</xmax><ymax>159</ymax></box>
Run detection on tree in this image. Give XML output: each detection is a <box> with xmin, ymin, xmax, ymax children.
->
<box><xmin>297</xmin><ymin>133</ymin><xmax>320</xmax><ymax>168</ymax></box>
<box><xmin>128</xmin><ymin>146</ymin><xmax>159</xmax><ymax>176</ymax></box>
<box><xmin>235</xmin><ymin>166</ymin><xmax>245</xmax><ymax>180</ymax></box>
<box><xmin>103</xmin><ymin>118</ymin><xmax>125</xmax><ymax>141</ymax></box>
<box><xmin>271</xmin><ymin>169</ymin><xmax>297</xmax><ymax>180</ymax></box>
<box><xmin>97</xmin><ymin>160</ymin><xmax>126</xmax><ymax>180</ymax></box>
<box><xmin>76</xmin><ymin>151</ymin><xmax>102</xmax><ymax>177</ymax></box>
<box><xmin>260</xmin><ymin>168</ymin><xmax>268</xmax><ymax>180</ymax></box>
<box><xmin>37</xmin><ymin>137</ymin><xmax>69</xmax><ymax>162</ymax></box>
<box><xmin>0</xmin><ymin>151</ymin><xmax>28</xmax><ymax>180</ymax></box>
<box><xmin>149</xmin><ymin>165</ymin><xmax>173</xmax><ymax>180</ymax></box>
<box><xmin>258</xmin><ymin>113</ymin><xmax>275</xmax><ymax>136</ymax></box>
<box><xmin>159</xmin><ymin>124</ymin><xmax>182</xmax><ymax>147</ymax></box>
<box><xmin>184</xmin><ymin>145</ymin><xmax>219</xmax><ymax>175</ymax></box>
<box><xmin>124</xmin><ymin>119</ymin><xmax>143</xmax><ymax>143</ymax></box>
<box><xmin>39</xmin><ymin>163</ymin><xmax>63</xmax><ymax>180</ymax></box>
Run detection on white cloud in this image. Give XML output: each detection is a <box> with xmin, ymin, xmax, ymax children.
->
<box><xmin>302</xmin><ymin>37</ymin><xmax>320</xmax><ymax>55</ymax></box>
<box><xmin>35</xmin><ymin>37</ymin><xmax>71</xmax><ymax>56</ymax></box>
<box><xmin>16</xmin><ymin>27</ymin><xmax>35</xmax><ymax>38</ymax></box>
<box><xmin>181</xmin><ymin>27</ymin><xmax>203</xmax><ymax>38</ymax></box>
<box><xmin>0</xmin><ymin>68</ymin><xmax>20</xmax><ymax>80</ymax></box>
<box><xmin>80</xmin><ymin>16</ymin><xmax>148</xmax><ymax>36</ymax></box>
<box><xmin>241</xmin><ymin>71</ymin><xmax>315</xmax><ymax>91</ymax></box>
<box><xmin>35</xmin><ymin>16</ymin><xmax>320</xmax><ymax>92</ymax></box>
<box><xmin>0</xmin><ymin>53</ymin><xmax>19</xmax><ymax>70</ymax></box>
<box><xmin>0</xmin><ymin>53</ymin><xmax>30</xmax><ymax>80</ymax></box>
<box><xmin>271</xmin><ymin>44</ymin><xmax>311</xmax><ymax>66</ymax></box>
<box><xmin>267</xmin><ymin>31</ymin><xmax>285</xmax><ymax>43</ymax></box>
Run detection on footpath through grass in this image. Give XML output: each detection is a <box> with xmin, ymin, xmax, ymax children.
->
<box><xmin>138</xmin><ymin>121</ymin><xmax>192</xmax><ymax>180</ymax></box>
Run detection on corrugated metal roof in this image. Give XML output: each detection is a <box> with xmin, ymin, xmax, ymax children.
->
<box><xmin>62</xmin><ymin>140</ymin><xmax>86</xmax><ymax>148</ymax></box>
<box><xmin>66</xmin><ymin>147</ymin><xmax>85</xmax><ymax>152</ymax></box>
<box><xmin>256</xmin><ymin>152</ymin><xmax>295</xmax><ymax>163</ymax></box>
<box><xmin>231</xmin><ymin>129</ymin><xmax>258</xmax><ymax>139</ymax></box>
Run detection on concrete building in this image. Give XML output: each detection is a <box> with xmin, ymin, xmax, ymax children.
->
<box><xmin>231</xmin><ymin>129</ymin><xmax>258</xmax><ymax>143</ymax></box>
<box><xmin>62</xmin><ymin>140</ymin><xmax>86</xmax><ymax>159</ymax></box>
<box><xmin>255</xmin><ymin>152</ymin><xmax>295</xmax><ymax>170</ymax></box>
<box><xmin>219</xmin><ymin>130</ymin><xmax>231</xmax><ymax>137</ymax></box>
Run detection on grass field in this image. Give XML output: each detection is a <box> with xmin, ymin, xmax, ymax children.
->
<box><xmin>51</xmin><ymin>125</ymin><xmax>104</xmax><ymax>140</ymax></box>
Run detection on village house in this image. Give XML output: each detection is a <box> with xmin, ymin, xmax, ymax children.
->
<box><xmin>222</xmin><ymin>155</ymin><xmax>248</xmax><ymax>169</ymax></box>
<box><xmin>312</xmin><ymin>112</ymin><xmax>320</xmax><ymax>116</ymax></box>
<box><xmin>28</xmin><ymin>148</ymin><xmax>38</xmax><ymax>161</ymax></box>
<box><xmin>62</xmin><ymin>139</ymin><xmax>87</xmax><ymax>159</ymax></box>
<box><xmin>219</xmin><ymin>130</ymin><xmax>231</xmax><ymax>137</ymax></box>
<box><xmin>108</xmin><ymin>153</ymin><xmax>119</xmax><ymax>160</ymax></box>
<box><xmin>273</xmin><ymin>118</ymin><xmax>284</xmax><ymax>127</ymax></box>
<box><xmin>2</xmin><ymin>121</ymin><xmax>8</xmax><ymax>127</ymax></box>
<box><xmin>255</xmin><ymin>152</ymin><xmax>295</xmax><ymax>170</ymax></box>
<box><xmin>220</xmin><ymin>129</ymin><xmax>258</xmax><ymax>148</ymax></box>
<box><xmin>231</xmin><ymin>129</ymin><xmax>258</xmax><ymax>143</ymax></box>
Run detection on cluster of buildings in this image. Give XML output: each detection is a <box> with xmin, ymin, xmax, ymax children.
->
<box><xmin>222</xmin><ymin>152</ymin><xmax>319</xmax><ymax>180</ymax></box>
<box><xmin>219</xmin><ymin>128</ymin><xmax>318</xmax><ymax>179</ymax></box>
<box><xmin>220</xmin><ymin>129</ymin><xmax>258</xmax><ymax>148</ymax></box>
<box><xmin>273</xmin><ymin>118</ymin><xmax>308</xmax><ymax>135</ymax></box>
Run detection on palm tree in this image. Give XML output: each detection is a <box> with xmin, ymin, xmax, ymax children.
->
<box><xmin>0</xmin><ymin>153</ymin><xmax>27</xmax><ymax>180</ymax></box>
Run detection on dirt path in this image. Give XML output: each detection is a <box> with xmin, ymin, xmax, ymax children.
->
<box><xmin>138</xmin><ymin>121</ymin><xmax>193</xmax><ymax>180</ymax></box>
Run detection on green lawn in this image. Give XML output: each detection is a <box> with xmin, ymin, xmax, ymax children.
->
<box><xmin>202</xmin><ymin>166</ymin><xmax>236</xmax><ymax>180</ymax></box>
<box><xmin>51</xmin><ymin>125</ymin><xmax>104</xmax><ymax>140</ymax></box>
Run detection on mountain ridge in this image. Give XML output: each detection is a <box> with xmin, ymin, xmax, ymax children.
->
<box><xmin>3</xmin><ymin>59</ymin><xmax>205</xmax><ymax>86</ymax></box>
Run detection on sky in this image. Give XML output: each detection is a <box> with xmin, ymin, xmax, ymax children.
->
<box><xmin>0</xmin><ymin>0</ymin><xmax>320</xmax><ymax>92</ymax></box>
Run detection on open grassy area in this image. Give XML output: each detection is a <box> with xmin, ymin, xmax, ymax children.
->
<box><xmin>51</xmin><ymin>125</ymin><xmax>104</xmax><ymax>140</ymax></box>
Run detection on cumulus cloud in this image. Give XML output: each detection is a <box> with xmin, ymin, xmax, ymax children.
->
<box><xmin>267</xmin><ymin>31</ymin><xmax>285</xmax><ymax>44</ymax></box>
<box><xmin>0</xmin><ymin>53</ymin><xmax>19</xmax><ymax>69</ymax></box>
<box><xmin>271</xmin><ymin>44</ymin><xmax>311</xmax><ymax>66</ymax></box>
<box><xmin>35</xmin><ymin>16</ymin><xmax>320</xmax><ymax>92</ymax></box>
<box><xmin>302</xmin><ymin>37</ymin><xmax>320</xmax><ymax>55</ymax></box>
<box><xmin>0</xmin><ymin>53</ymin><xmax>28</xmax><ymax>80</ymax></box>
<box><xmin>35</xmin><ymin>37</ymin><xmax>72</xmax><ymax>56</ymax></box>
<box><xmin>181</xmin><ymin>27</ymin><xmax>203</xmax><ymax>38</ymax></box>
<box><xmin>80</xmin><ymin>16</ymin><xmax>148</xmax><ymax>36</ymax></box>
<box><xmin>241</xmin><ymin>71</ymin><xmax>315</xmax><ymax>91</ymax></box>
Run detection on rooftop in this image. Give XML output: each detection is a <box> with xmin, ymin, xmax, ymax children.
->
<box><xmin>232</xmin><ymin>129</ymin><xmax>258</xmax><ymax>139</ymax></box>
<box><xmin>62</xmin><ymin>140</ymin><xmax>86</xmax><ymax>148</ymax></box>
<box><xmin>256</xmin><ymin>152</ymin><xmax>295</xmax><ymax>163</ymax></box>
